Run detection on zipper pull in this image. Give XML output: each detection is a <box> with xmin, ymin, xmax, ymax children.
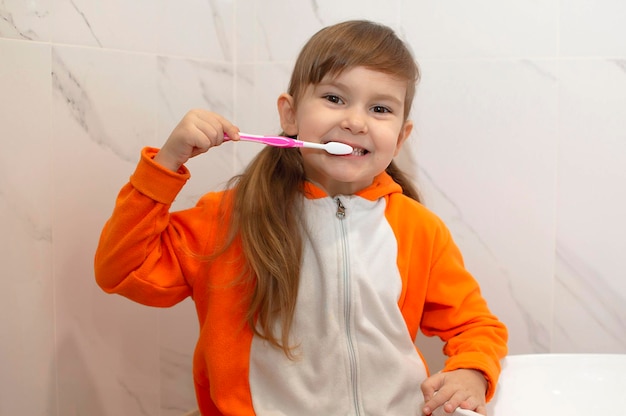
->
<box><xmin>335</xmin><ymin>198</ymin><xmax>346</xmax><ymax>219</ymax></box>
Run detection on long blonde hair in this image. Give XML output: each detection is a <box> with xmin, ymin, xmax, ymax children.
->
<box><xmin>229</xmin><ymin>20</ymin><xmax>421</xmax><ymax>356</ymax></box>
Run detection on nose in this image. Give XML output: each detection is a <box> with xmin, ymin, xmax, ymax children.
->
<box><xmin>340</xmin><ymin>107</ymin><xmax>368</xmax><ymax>134</ymax></box>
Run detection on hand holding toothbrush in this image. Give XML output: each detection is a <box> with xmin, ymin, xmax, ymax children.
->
<box><xmin>154</xmin><ymin>110</ymin><xmax>353</xmax><ymax>172</ymax></box>
<box><xmin>154</xmin><ymin>109</ymin><xmax>241</xmax><ymax>172</ymax></box>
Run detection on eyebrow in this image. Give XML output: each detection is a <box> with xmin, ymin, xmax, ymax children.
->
<box><xmin>373</xmin><ymin>94</ymin><xmax>404</xmax><ymax>107</ymax></box>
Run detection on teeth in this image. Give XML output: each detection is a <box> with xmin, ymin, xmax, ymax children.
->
<box><xmin>351</xmin><ymin>148</ymin><xmax>366</xmax><ymax>156</ymax></box>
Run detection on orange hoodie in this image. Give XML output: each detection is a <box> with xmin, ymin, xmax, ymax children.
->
<box><xmin>95</xmin><ymin>147</ymin><xmax>508</xmax><ymax>415</ymax></box>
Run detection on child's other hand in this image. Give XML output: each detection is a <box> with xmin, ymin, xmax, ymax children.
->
<box><xmin>421</xmin><ymin>368</ymin><xmax>488</xmax><ymax>416</ymax></box>
<box><xmin>154</xmin><ymin>109</ymin><xmax>240</xmax><ymax>171</ymax></box>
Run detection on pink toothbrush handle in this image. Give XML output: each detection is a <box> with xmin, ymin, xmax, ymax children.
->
<box><xmin>249</xmin><ymin>135</ymin><xmax>298</xmax><ymax>148</ymax></box>
<box><xmin>224</xmin><ymin>133</ymin><xmax>301</xmax><ymax>148</ymax></box>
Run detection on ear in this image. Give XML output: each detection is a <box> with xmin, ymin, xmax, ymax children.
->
<box><xmin>394</xmin><ymin>120</ymin><xmax>413</xmax><ymax>157</ymax></box>
<box><xmin>277</xmin><ymin>93</ymin><xmax>298</xmax><ymax>135</ymax></box>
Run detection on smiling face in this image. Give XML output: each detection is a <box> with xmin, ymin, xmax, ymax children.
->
<box><xmin>278</xmin><ymin>66</ymin><xmax>413</xmax><ymax>196</ymax></box>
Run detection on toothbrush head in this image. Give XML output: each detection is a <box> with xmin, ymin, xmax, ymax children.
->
<box><xmin>322</xmin><ymin>141</ymin><xmax>353</xmax><ymax>155</ymax></box>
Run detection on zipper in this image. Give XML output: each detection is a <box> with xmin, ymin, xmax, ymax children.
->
<box><xmin>335</xmin><ymin>197</ymin><xmax>361</xmax><ymax>415</ymax></box>
<box><xmin>336</xmin><ymin>197</ymin><xmax>346</xmax><ymax>219</ymax></box>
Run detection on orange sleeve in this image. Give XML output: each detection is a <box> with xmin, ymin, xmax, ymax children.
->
<box><xmin>388</xmin><ymin>191</ymin><xmax>507</xmax><ymax>402</ymax></box>
<box><xmin>420</xmin><ymin>221</ymin><xmax>508</xmax><ymax>401</ymax></box>
<box><xmin>94</xmin><ymin>147</ymin><xmax>202</xmax><ymax>307</ymax></box>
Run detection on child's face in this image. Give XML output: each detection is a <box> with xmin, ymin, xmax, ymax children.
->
<box><xmin>278</xmin><ymin>66</ymin><xmax>413</xmax><ymax>196</ymax></box>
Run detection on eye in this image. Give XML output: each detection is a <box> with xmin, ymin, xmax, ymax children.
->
<box><xmin>323</xmin><ymin>94</ymin><xmax>344</xmax><ymax>104</ymax></box>
<box><xmin>372</xmin><ymin>105</ymin><xmax>392</xmax><ymax>114</ymax></box>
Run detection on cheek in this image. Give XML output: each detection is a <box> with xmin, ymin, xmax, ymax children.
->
<box><xmin>299</xmin><ymin>148</ymin><xmax>320</xmax><ymax>165</ymax></box>
<box><xmin>378</xmin><ymin>132</ymin><xmax>403</xmax><ymax>154</ymax></box>
<box><xmin>384</xmin><ymin>124</ymin><xmax>407</xmax><ymax>149</ymax></box>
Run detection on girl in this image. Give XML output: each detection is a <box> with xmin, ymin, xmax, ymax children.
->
<box><xmin>95</xmin><ymin>20</ymin><xmax>507</xmax><ymax>416</ymax></box>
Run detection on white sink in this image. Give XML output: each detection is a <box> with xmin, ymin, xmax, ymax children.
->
<box><xmin>487</xmin><ymin>353</ymin><xmax>626</xmax><ymax>415</ymax></box>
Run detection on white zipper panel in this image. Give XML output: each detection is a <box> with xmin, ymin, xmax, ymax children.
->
<box><xmin>336</xmin><ymin>197</ymin><xmax>363</xmax><ymax>416</ymax></box>
<box><xmin>248</xmin><ymin>195</ymin><xmax>428</xmax><ymax>415</ymax></box>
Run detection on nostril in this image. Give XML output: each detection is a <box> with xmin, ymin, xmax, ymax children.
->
<box><xmin>341</xmin><ymin>118</ymin><xmax>368</xmax><ymax>134</ymax></box>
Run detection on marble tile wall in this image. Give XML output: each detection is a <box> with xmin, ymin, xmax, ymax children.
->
<box><xmin>1</xmin><ymin>0</ymin><xmax>624</xmax><ymax>414</ymax></box>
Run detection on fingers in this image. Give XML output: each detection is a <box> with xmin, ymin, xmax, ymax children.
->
<box><xmin>191</xmin><ymin>109</ymin><xmax>240</xmax><ymax>145</ymax></box>
<box><xmin>156</xmin><ymin>110</ymin><xmax>239</xmax><ymax>170</ymax></box>
<box><xmin>423</xmin><ymin>392</ymin><xmax>483</xmax><ymax>416</ymax></box>
<box><xmin>421</xmin><ymin>372</ymin><xmax>443</xmax><ymax>403</ymax></box>
<box><xmin>421</xmin><ymin>389</ymin><xmax>450</xmax><ymax>415</ymax></box>
<box><xmin>179</xmin><ymin>110</ymin><xmax>237</xmax><ymax>154</ymax></box>
<box><xmin>421</xmin><ymin>369</ymin><xmax>487</xmax><ymax>416</ymax></box>
<box><xmin>421</xmin><ymin>373</ymin><xmax>446</xmax><ymax>415</ymax></box>
<box><xmin>443</xmin><ymin>392</ymin><xmax>481</xmax><ymax>414</ymax></box>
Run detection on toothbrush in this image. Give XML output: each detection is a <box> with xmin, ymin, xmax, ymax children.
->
<box><xmin>224</xmin><ymin>133</ymin><xmax>353</xmax><ymax>155</ymax></box>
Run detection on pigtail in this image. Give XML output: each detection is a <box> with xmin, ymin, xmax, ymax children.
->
<box><xmin>229</xmin><ymin>146</ymin><xmax>306</xmax><ymax>357</ymax></box>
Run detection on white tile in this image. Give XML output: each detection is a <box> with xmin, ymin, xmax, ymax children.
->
<box><xmin>405</xmin><ymin>59</ymin><xmax>559</xmax><ymax>353</ymax></box>
<box><xmin>157</xmin><ymin>0</ymin><xmax>234</xmax><ymax>60</ymax></box>
<box><xmin>234</xmin><ymin>62</ymin><xmax>290</xmax><ymax>133</ymax></box>
<box><xmin>401</xmin><ymin>0</ymin><xmax>558</xmax><ymax>59</ymax></box>
<box><xmin>0</xmin><ymin>38</ymin><xmax>55</xmax><ymax>416</ymax></box>
<box><xmin>252</xmin><ymin>0</ymin><xmax>322</xmax><ymax>62</ymax></box>
<box><xmin>159</xmin><ymin>300</ymin><xmax>198</xmax><ymax>416</ymax></box>
<box><xmin>157</xmin><ymin>58</ymin><xmax>235</xmax><ymax>123</ymax></box>
<box><xmin>51</xmin><ymin>45</ymin><xmax>158</xmax><ymax>164</ymax></box>
<box><xmin>554</xmin><ymin>59</ymin><xmax>626</xmax><ymax>351</ymax></box>
<box><xmin>50</xmin><ymin>0</ymin><xmax>159</xmax><ymax>52</ymax></box>
<box><xmin>560</xmin><ymin>0</ymin><xmax>626</xmax><ymax>57</ymax></box>
<box><xmin>0</xmin><ymin>0</ymin><xmax>50</xmax><ymax>41</ymax></box>
<box><xmin>234</xmin><ymin>0</ymin><xmax>256</xmax><ymax>63</ymax></box>
<box><xmin>251</xmin><ymin>1</ymin><xmax>402</xmax><ymax>63</ymax></box>
<box><xmin>55</xmin><ymin>300</ymin><xmax>161</xmax><ymax>416</ymax></box>
<box><xmin>310</xmin><ymin>0</ymin><xmax>401</xmax><ymax>29</ymax></box>
<box><xmin>51</xmin><ymin>45</ymin><xmax>162</xmax><ymax>415</ymax></box>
